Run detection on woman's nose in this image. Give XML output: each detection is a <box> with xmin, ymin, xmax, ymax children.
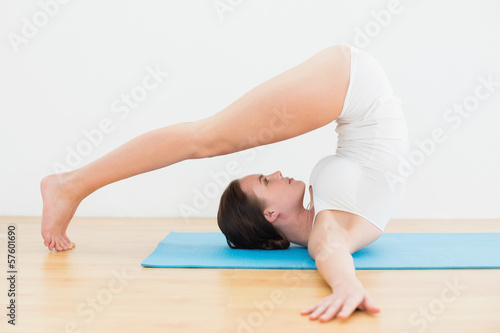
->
<box><xmin>269</xmin><ymin>171</ymin><xmax>282</xmax><ymax>179</ymax></box>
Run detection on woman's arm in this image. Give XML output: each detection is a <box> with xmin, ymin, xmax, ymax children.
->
<box><xmin>301</xmin><ymin>211</ymin><xmax>382</xmax><ymax>322</ymax></box>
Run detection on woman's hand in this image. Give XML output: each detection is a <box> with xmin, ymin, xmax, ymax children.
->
<box><xmin>300</xmin><ymin>278</ymin><xmax>380</xmax><ymax>322</ymax></box>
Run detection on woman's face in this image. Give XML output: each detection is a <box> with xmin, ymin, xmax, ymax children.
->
<box><xmin>239</xmin><ymin>171</ymin><xmax>306</xmax><ymax>217</ymax></box>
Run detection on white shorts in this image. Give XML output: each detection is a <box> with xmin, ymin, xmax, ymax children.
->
<box><xmin>309</xmin><ymin>45</ymin><xmax>409</xmax><ymax>231</ymax></box>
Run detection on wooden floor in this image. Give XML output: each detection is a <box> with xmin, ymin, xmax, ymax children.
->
<box><xmin>0</xmin><ymin>217</ymin><xmax>499</xmax><ymax>333</ymax></box>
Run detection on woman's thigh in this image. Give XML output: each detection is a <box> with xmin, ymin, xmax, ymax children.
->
<box><xmin>197</xmin><ymin>45</ymin><xmax>351</xmax><ymax>157</ymax></box>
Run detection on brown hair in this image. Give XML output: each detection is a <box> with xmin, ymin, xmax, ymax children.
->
<box><xmin>217</xmin><ymin>179</ymin><xmax>290</xmax><ymax>250</ymax></box>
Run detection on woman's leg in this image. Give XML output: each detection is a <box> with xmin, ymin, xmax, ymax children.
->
<box><xmin>41</xmin><ymin>45</ymin><xmax>351</xmax><ymax>251</ymax></box>
<box><xmin>41</xmin><ymin>122</ymin><xmax>205</xmax><ymax>251</ymax></box>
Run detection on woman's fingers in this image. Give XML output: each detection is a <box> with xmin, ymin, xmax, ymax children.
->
<box><xmin>302</xmin><ymin>295</ymin><xmax>345</xmax><ymax>321</ymax></box>
<box><xmin>301</xmin><ymin>288</ymin><xmax>381</xmax><ymax>322</ymax></box>
<box><xmin>300</xmin><ymin>301</ymin><xmax>322</xmax><ymax>315</ymax></box>
<box><xmin>336</xmin><ymin>298</ymin><xmax>360</xmax><ymax>319</ymax></box>
<box><xmin>318</xmin><ymin>302</ymin><xmax>343</xmax><ymax>322</ymax></box>
<box><xmin>309</xmin><ymin>303</ymin><xmax>330</xmax><ymax>319</ymax></box>
<box><xmin>362</xmin><ymin>292</ymin><xmax>381</xmax><ymax>313</ymax></box>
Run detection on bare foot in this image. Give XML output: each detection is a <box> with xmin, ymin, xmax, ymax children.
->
<box><xmin>41</xmin><ymin>173</ymin><xmax>82</xmax><ymax>251</ymax></box>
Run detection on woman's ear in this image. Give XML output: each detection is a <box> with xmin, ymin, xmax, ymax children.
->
<box><xmin>264</xmin><ymin>209</ymin><xmax>279</xmax><ymax>223</ymax></box>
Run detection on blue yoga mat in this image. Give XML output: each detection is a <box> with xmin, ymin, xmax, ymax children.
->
<box><xmin>141</xmin><ymin>232</ymin><xmax>500</xmax><ymax>269</ymax></box>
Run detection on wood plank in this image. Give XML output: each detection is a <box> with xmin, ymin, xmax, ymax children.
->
<box><xmin>0</xmin><ymin>217</ymin><xmax>499</xmax><ymax>333</ymax></box>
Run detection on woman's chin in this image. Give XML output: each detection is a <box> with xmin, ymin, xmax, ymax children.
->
<box><xmin>296</xmin><ymin>179</ymin><xmax>306</xmax><ymax>191</ymax></box>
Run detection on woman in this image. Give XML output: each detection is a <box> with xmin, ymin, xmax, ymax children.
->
<box><xmin>41</xmin><ymin>44</ymin><xmax>408</xmax><ymax>322</ymax></box>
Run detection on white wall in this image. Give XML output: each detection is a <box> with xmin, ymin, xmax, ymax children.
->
<box><xmin>1</xmin><ymin>0</ymin><xmax>499</xmax><ymax>219</ymax></box>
